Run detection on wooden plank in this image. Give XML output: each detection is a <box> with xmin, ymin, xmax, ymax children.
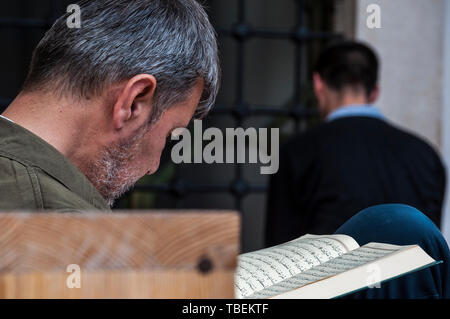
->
<box><xmin>0</xmin><ymin>211</ymin><xmax>239</xmax><ymax>298</ymax></box>
<box><xmin>0</xmin><ymin>271</ymin><xmax>235</xmax><ymax>298</ymax></box>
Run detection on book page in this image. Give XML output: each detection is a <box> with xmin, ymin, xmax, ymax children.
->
<box><xmin>235</xmin><ymin>234</ymin><xmax>359</xmax><ymax>298</ymax></box>
<box><xmin>247</xmin><ymin>243</ymin><xmax>401</xmax><ymax>299</ymax></box>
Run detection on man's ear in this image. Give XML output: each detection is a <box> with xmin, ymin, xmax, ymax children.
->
<box><xmin>368</xmin><ymin>84</ymin><xmax>380</xmax><ymax>104</ymax></box>
<box><xmin>313</xmin><ymin>72</ymin><xmax>324</xmax><ymax>98</ymax></box>
<box><xmin>112</xmin><ymin>74</ymin><xmax>157</xmax><ymax>130</ymax></box>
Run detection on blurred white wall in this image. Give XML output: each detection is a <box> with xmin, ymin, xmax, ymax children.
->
<box><xmin>353</xmin><ymin>0</ymin><xmax>450</xmax><ymax>243</ymax></box>
<box><xmin>356</xmin><ymin>0</ymin><xmax>445</xmax><ymax>148</ymax></box>
<box><xmin>441</xmin><ymin>0</ymin><xmax>450</xmax><ymax>245</ymax></box>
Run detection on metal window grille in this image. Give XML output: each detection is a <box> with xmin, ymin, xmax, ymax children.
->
<box><xmin>124</xmin><ymin>0</ymin><xmax>341</xmax><ymax>212</ymax></box>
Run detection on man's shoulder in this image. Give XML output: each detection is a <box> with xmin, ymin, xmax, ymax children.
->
<box><xmin>0</xmin><ymin>155</ymin><xmax>101</xmax><ymax>212</ymax></box>
<box><xmin>284</xmin><ymin>121</ymin><xmax>326</xmax><ymax>145</ymax></box>
<box><xmin>289</xmin><ymin>117</ymin><xmax>433</xmax><ymax>145</ymax></box>
<box><xmin>283</xmin><ymin>117</ymin><xmax>443</xmax><ymax>161</ymax></box>
<box><xmin>281</xmin><ymin>120</ymin><xmax>341</xmax><ymax>153</ymax></box>
<box><xmin>386</xmin><ymin>124</ymin><xmax>444</xmax><ymax>165</ymax></box>
<box><xmin>279</xmin><ymin>122</ymin><xmax>329</xmax><ymax>165</ymax></box>
<box><xmin>284</xmin><ymin>117</ymin><xmax>369</xmax><ymax>144</ymax></box>
<box><xmin>0</xmin><ymin>120</ymin><xmax>110</xmax><ymax>211</ymax></box>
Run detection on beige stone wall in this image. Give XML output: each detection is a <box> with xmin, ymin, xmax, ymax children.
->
<box><xmin>354</xmin><ymin>0</ymin><xmax>445</xmax><ymax>150</ymax></box>
<box><xmin>351</xmin><ymin>0</ymin><xmax>450</xmax><ymax>242</ymax></box>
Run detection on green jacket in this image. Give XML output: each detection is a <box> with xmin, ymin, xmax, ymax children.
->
<box><xmin>0</xmin><ymin>117</ymin><xmax>110</xmax><ymax>212</ymax></box>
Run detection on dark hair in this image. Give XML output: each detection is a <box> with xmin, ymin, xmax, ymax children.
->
<box><xmin>313</xmin><ymin>40</ymin><xmax>379</xmax><ymax>97</ymax></box>
<box><xmin>23</xmin><ymin>0</ymin><xmax>220</xmax><ymax>122</ymax></box>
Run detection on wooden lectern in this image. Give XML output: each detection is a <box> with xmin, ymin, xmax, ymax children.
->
<box><xmin>0</xmin><ymin>211</ymin><xmax>239</xmax><ymax>298</ymax></box>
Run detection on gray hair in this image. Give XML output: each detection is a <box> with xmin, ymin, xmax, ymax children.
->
<box><xmin>23</xmin><ymin>0</ymin><xmax>220</xmax><ymax>121</ymax></box>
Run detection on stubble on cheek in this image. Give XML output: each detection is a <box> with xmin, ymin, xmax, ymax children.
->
<box><xmin>83</xmin><ymin>124</ymin><xmax>150</xmax><ymax>206</ymax></box>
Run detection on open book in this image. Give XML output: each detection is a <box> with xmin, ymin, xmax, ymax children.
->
<box><xmin>235</xmin><ymin>234</ymin><xmax>440</xmax><ymax>299</ymax></box>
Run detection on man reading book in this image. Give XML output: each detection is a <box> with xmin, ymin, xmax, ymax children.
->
<box><xmin>0</xmin><ymin>0</ymin><xmax>448</xmax><ymax>298</ymax></box>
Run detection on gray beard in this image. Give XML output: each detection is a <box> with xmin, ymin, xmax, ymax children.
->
<box><xmin>84</xmin><ymin>124</ymin><xmax>149</xmax><ymax>207</ymax></box>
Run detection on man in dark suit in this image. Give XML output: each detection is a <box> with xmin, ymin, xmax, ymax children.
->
<box><xmin>265</xmin><ymin>41</ymin><xmax>446</xmax><ymax>247</ymax></box>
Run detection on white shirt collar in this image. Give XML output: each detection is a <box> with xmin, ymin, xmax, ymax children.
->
<box><xmin>326</xmin><ymin>104</ymin><xmax>385</xmax><ymax>122</ymax></box>
<box><xmin>0</xmin><ymin>115</ymin><xmax>15</xmax><ymax>123</ymax></box>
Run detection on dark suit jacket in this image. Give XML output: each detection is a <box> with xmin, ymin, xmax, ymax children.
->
<box><xmin>265</xmin><ymin>116</ymin><xmax>446</xmax><ymax>247</ymax></box>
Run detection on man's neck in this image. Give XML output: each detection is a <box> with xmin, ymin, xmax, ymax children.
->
<box><xmin>2</xmin><ymin>91</ymin><xmax>102</xmax><ymax>169</ymax></box>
